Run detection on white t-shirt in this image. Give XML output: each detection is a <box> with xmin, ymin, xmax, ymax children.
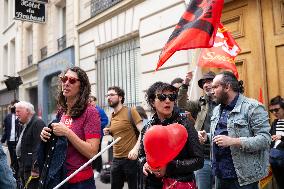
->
<box><xmin>9</xmin><ymin>114</ymin><xmax>16</xmax><ymax>141</ymax></box>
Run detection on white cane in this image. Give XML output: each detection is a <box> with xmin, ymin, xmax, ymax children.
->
<box><xmin>53</xmin><ymin>137</ymin><xmax>121</xmax><ymax>189</ymax></box>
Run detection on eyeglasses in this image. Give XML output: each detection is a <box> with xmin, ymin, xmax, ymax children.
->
<box><xmin>60</xmin><ymin>76</ymin><xmax>80</xmax><ymax>84</ymax></box>
<box><xmin>105</xmin><ymin>93</ymin><xmax>118</xmax><ymax>98</ymax></box>
<box><xmin>156</xmin><ymin>93</ymin><xmax>177</xmax><ymax>102</ymax></box>
<box><xmin>269</xmin><ymin>108</ymin><xmax>280</xmax><ymax>113</ymax></box>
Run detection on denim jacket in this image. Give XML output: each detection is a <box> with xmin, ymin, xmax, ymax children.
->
<box><xmin>210</xmin><ymin>94</ymin><xmax>271</xmax><ymax>186</ymax></box>
<box><xmin>0</xmin><ymin>144</ymin><xmax>16</xmax><ymax>188</ymax></box>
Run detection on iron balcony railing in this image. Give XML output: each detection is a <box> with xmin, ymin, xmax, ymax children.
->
<box><xmin>57</xmin><ymin>35</ymin><xmax>66</xmax><ymax>51</ymax></box>
<box><xmin>27</xmin><ymin>54</ymin><xmax>33</xmax><ymax>65</ymax></box>
<box><xmin>91</xmin><ymin>0</ymin><xmax>123</xmax><ymax>17</ymax></box>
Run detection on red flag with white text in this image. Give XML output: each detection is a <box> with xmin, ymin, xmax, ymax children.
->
<box><xmin>198</xmin><ymin>23</ymin><xmax>241</xmax><ymax>78</ymax></box>
<box><xmin>156</xmin><ymin>0</ymin><xmax>224</xmax><ymax>71</ymax></box>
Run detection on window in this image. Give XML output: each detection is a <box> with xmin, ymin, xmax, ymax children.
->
<box><xmin>57</xmin><ymin>35</ymin><xmax>66</xmax><ymax>51</ymax></box>
<box><xmin>10</xmin><ymin>39</ymin><xmax>15</xmax><ymax>75</ymax></box>
<box><xmin>0</xmin><ymin>105</ymin><xmax>9</xmax><ymax>136</ymax></box>
<box><xmin>57</xmin><ymin>5</ymin><xmax>66</xmax><ymax>51</ymax></box>
<box><xmin>2</xmin><ymin>44</ymin><xmax>8</xmax><ymax>79</ymax></box>
<box><xmin>26</xmin><ymin>26</ymin><xmax>33</xmax><ymax>66</ymax></box>
<box><xmin>96</xmin><ymin>38</ymin><xmax>140</xmax><ymax>110</ymax></box>
<box><xmin>47</xmin><ymin>74</ymin><xmax>60</xmax><ymax>123</ymax></box>
<box><xmin>40</xmin><ymin>46</ymin><xmax>47</xmax><ymax>59</ymax></box>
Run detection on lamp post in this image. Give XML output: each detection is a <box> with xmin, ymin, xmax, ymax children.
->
<box><xmin>3</xmin><ymin>75</ymin><xmax>23</xmax><ymax>100</ymax></box>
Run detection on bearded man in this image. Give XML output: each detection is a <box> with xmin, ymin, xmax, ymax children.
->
<box><xmin>200</xmin><ymin>71</ymin><xmax>271</xmax><ymax>189</ymax></box>
<box><xmin>103</xmin><ymin>86</ymin><xmax>142</xmax><ymax>189</ymax></box>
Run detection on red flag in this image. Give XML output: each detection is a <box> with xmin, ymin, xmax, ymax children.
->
<box><xmin>198</xmin><ymin>23</ymin><xmax>241</xmax><ymax>78</ymax></box>
<box><xmin>258</xmin><ymin>87</ymin><xmax>264</xmax><ymax>104</ymax></box>
<box><xmin>156</xmin><ymin>0</ymin><xmax>224</xmax><ymax>71</ymax></box>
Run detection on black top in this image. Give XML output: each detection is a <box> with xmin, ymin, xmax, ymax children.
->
<box><xmin>1</xmin><ymin>113</ymin><xmax>22</xmax><ymax>143</ymax></box>
<box><xmin>138</xmin><ymin>108</ymin><xmax>204</xmax><ymax>189</ymax></box>
<box><xmin>213</xmin><ymin>94</ymin><xmax>239</xmax><ymax>179</ymax></box>
<box><xmin>20</xmin><ymin>115</ymin><xmax>46</xmax><ymax>173</ymax></box>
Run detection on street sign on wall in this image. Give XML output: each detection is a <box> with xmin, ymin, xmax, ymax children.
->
<box><xmin>15</xmin><ymin>0</ymin><xmax>46</xmax><ymax>23</ymax></box>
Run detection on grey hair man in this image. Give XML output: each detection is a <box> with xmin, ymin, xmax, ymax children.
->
<box><xmin>15</xmin><ymin>101</ymin><xmax>46</xmax><ymax>189</ymax></box>
<box><xmin>200</xmin><ymin>71</ymin><xmax>271</xmax><ymax>189</ymax></box>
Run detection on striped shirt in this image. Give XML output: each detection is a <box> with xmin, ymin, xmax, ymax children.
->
<box><xmin>273</xmin><ymin>119</ymin><xmax>284</xmax><ymax>148</ymax></box>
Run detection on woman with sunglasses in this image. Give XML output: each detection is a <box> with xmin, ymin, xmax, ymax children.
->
<box><xmin>138</xmin><ymin>82</ymin><xmax>203</xmax><ymax>189</ymax></box>
<box><xmin>269</xmin><ymin>96</ymin><xmax>284</xmax><ymax>189</ymax></box>
<box><xmin>39</xmin><ymin>67</ymin><xmax>101</xmax><ymax>189</ymax></box>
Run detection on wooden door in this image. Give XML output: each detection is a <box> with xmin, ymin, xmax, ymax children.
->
<box><xmin>261</xmin><ymin>0</ymin><xmax>284</xmax><ymax>102</ymax></box>
<box><xmin>221</xmin><ymin>0</ymin><xmax>268</xmax><ymax>102</ymax></box>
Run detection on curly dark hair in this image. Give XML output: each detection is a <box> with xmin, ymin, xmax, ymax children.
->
<box><xmin>145</xmin><ymin>82</ymin><xmax>177</xmax><ymax>111</ymax></box>
<box><xmin>270</xmin><ymin>95</ymin><xmax>284</xmax><ymax>109</ymax></box>
<box><xmin>57</xmin><ymin>66</ymin><xmax>91</xmax><ymax>118</ymax></box>
<box><xmin>107</xmin><ymin>86</ymin><xmax>125</xmax><ymax>104</ymax></box>
<box><xmin>218</xmin><ymin>71</ymin><xmax>244</xmax><ymax>94</ymax></box>
<box><xmin>171</xmin><ymin>77</ymin><xmax>184</xmax><ymax>86</ymax></box>
<box><xmin>136</xmin><ymin>106</ymin><xmax>148</xmax><ymax>120</ymax></box>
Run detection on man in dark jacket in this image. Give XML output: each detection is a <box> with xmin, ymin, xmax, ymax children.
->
<box><xmin>15</xmin><ymin>101</ymin><xmax>46</xmax><ymax>189</ymax></box>
<box><xmin>1</xmin><ymin>100</ymin><xmax>22</xmax><ymax>174</ymax></box>
<box><xmin>177</xmin><ymin>71</ymin><xmax>217</xmax><ymax>189</ymax></box>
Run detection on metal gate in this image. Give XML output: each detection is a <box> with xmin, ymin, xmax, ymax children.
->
<box><xmin>96</xmin><ymin>38</ymin><xmax>140</xmax><ymax>110</ymax></box>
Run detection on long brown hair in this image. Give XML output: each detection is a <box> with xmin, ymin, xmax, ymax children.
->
<box><xmin>57</xmin><ymin>66</ymin><xmax>91</xmax><ymax>118</ymax></box>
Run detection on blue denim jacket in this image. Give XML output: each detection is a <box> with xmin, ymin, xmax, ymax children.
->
<box><xmin>210</xmin><ymin>94</ymin><xmax>271</xmax><ymax>186</ymax></box>
<box><xmin>0</xmin><ymin>144</ymin><xmax>16</xmax><ymax>188</ymax></box>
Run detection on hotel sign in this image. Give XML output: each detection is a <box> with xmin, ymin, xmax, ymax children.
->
<box><xmin>15</xmin><ymin>0</ymin><xmax>46</xmax><ymax>23</ymax></box>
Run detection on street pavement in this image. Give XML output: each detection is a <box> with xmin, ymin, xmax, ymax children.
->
<box><xmin>1</xmin><ymin>135</ymin><xmax>128</xmax><ymax>189</ymax></box>
<box><xmin>95</xmin><ymin>177</ymin><xmax>128</xmax><ymax>189</ymax></box>
<box><xmin>95</xmin><ymin>177</ymin><xmax>112</xmax><ymax>189</ymax></box>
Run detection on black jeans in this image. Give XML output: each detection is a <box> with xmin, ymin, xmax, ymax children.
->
<box><xmin>92</xmin><ymin>139</ymin><xmax>102</xmax><ymax>172</ymax></box>
<box><xmin>271</xmin><ymin>165</ymin><xmax>284</xmax><ymax>189</ymax></box>
<box><xmin>7</xmin><ymin>141</ymin><xmax>18</xmax><ymax>173</ymax></box>
<box><xmin>111</xmin><ymin>158</ymin><xmax>138</xmax><ymax>189</ymax></box>
<box><xmin>66</xmin><ymin>177</ymin><xmax>96</xmax><ymax>189</ymax></box>
<box><xmin>216</xmin><ymin>178</ymin><xmax>258</xmax><ymax>189</ymax></box>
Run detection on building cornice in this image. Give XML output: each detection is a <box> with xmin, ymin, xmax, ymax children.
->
<box><xmin>77</xmin><ymin>0</ymin><xmax>145</xmax><ymax>33</ymax></box>
<box><xmin>18</xmin><ymin>64</ymin><xmax>38</xmax><ymax>78</ymax></box>
<box><xmin>1</xmin><ymin>21</ymin><xmax>16</xmax><ymax>34</ymax></box>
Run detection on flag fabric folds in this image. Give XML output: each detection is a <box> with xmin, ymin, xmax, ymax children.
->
<box><xmin>258</xmin><ymin>87</ymin><xmax>264</xmax><ymax>104</ymax></box>
<box><xmin>198</xmin><ymin>23</ymin><xmax>241</xmax><ymax>78</ymax></box>
<box><xmin>156</xmin><ymin>0</ymin><xmax>224</xmax><ymax>71</ymax></box>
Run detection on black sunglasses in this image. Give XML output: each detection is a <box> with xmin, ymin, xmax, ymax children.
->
<box><xmin>269</xmin><ymin>108</ymin><xmax>280</xmax><ymax>113</ymax></box>
<box><xmin>156</xmin><ymin>93</ymin><xmax>177</xmax><ymax>102</ymax></box>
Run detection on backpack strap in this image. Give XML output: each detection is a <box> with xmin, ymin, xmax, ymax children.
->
<box><xmin>128</xmin><ymin>107</ymin><xmax>135</xmax><ymax>127</ymax></box>
<box><xmin>128</xmin><ymin>107</ymin><xmax>139</xmax><ymax>138</ymax></box>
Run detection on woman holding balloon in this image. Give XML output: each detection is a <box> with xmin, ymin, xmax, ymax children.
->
<box><xmin>138</xmin><ymin>82</ymin><xmax>204</xmax><ymax>189</ymax></box>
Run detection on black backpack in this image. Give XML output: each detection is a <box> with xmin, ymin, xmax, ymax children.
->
<box><xmin>99</xmin><ymin>162</ymin><xmax>111</xmax><ymax>184</ymax></box>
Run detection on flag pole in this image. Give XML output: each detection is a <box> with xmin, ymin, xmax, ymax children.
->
<box><xmin>188</xmin><ymin>65</ymin><xmax>198</xmax><ymax>100</ymax></box>
<box><xmin>188</xmin><ymin>49</ymin><xmax>201</xmax><ymax>100</ymax></box>
<box><xmin>53</xmin><ymin>137</ymin><xmax>121</xmax><ymax>189</ymax></box>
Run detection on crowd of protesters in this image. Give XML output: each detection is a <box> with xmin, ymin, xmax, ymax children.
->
<box><xmin>0</xmin><ymin>66</ymin><xmax>283</xmax><ymax>189</ymax></box>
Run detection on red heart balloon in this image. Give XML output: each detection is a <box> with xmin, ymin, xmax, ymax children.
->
<box><xmin>143</xmin><ymin>123</ymin><xmax>188</xmax><ymax>169</ymax></box>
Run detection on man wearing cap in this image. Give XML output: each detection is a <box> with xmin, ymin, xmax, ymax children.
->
<box><xmin>177</xmin><ymin>71</ymin><xmax>217</xmax><ymax>189</ymax></box>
